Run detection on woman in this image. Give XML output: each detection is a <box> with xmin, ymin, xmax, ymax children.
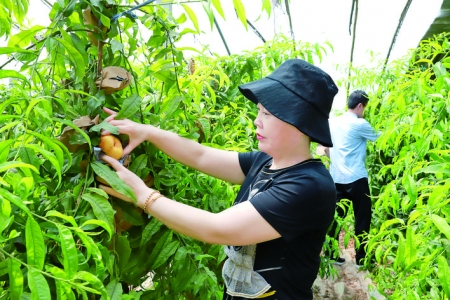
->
<box><xmin>100</xmin><ymin>59</ymin><xmax>338</xmax><ymax>299</ymax></box>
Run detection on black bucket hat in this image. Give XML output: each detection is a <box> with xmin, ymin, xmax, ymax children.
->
<box><xmin>239</xmin><ymin>59</ymin><xmax>338</xmax><ymax>147</ymax></box>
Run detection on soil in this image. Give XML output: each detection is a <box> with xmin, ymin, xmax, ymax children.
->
<box><xmin>312</xmin><ymin>234</ymin><xmax>386</xmax><ymax>300</ymax></box>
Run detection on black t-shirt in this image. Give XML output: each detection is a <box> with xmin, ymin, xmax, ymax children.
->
<box><xmin>223</xmin><ymin>152</ymin><xmax>336</xmax><ymax>300</ymax></box>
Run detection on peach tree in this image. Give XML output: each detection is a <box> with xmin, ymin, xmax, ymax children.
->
<box><xmin>0</xmin><ymin>0</ymin><xmax>333</xmax><ymax>299</ymax></box>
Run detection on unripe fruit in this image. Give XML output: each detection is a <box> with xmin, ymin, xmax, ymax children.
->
<box><xmin>99</xmin><ymin>135</ymin><xmax>123</xmax><ymax>160</ymax></box>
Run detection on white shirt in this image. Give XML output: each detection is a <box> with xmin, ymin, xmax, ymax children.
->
<box><xmin>329</xmin><ymin>112</ymin><xmax>380</xmax><ymax>184</ymax></box>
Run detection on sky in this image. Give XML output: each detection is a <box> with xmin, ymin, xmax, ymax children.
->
<box><xmin>22</xmin><ymin>0</ymin><xmax>445</xmax><ymax>108</ymax></box>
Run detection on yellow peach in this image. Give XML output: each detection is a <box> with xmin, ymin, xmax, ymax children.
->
<box><xmin>99</xmin><ymin>135</ymin><xmax>123</xmax><ymax>160</ymax></box>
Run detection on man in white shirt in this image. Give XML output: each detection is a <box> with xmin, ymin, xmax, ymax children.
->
<box><xmin>324</xmin><ymin>90</ymin><xmax>380</xmax><ymax>267</ymax></box>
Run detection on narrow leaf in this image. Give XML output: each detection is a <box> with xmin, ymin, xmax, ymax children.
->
<box><xmin>0</xmin><ymin>70</ymin><xmax>28</xmax><ymax>82</ymax></box>
<box><xmin>115</xmin><ymin>235</ymin><xmax>131</xmax><ymax>275</ymax></box>
<box><xmin>140</xmin><ymin>217</ymin><xmax>162</xmax><ymax>247</ymax></box>
<box><xmin>101</xmin><ymin>280</ymin><xmax>122</xmax><ymax>300</ymax></box>
<box><xmin>28</xmin><ymin>268</ymin><xmax>51</xmax><ymax>300</ymax></box>
<box><xmin>151</xmin><ymin>240</ymin><xmax>179</xmax><ymax>270</ymax></box>
<box><xmin>232</xmin><ymin>0</ymin><xmax>248</xmax><ymax>30</ymax></box>
<box><xmin>115</xmin><ymin>94</ymin><xmax>142</xmax><ymax>120</ymax></box>
<box><xmin>57</xmin><ymin>224</ymin><xmax>78</xmax><ymax>278</ymax></box>
<box><xmin>91</xmin><ymin>162</ymin><xmax>136</xmax><ymax>202</ymax></box>
<box><xmin>182</xmin><ymin>4</ymin><xmax>200</xmax><ymax>33</ymax></box>
<box><xmin>8</xmin><ymin>258</ymin><xmax>23</xmax><ymax>299</ymax></box>
<box><xmin>438</xmin><ymin>255</ymin><xmax>450</xmax><ymax>298</ymax></box>
<box><xmin>26</xmin><ymin>217</ymin><xmax>46</xmax><ymax>270</ymax></box>
<box><xmin>74</xmin><ymin>271</ymin><xmax>108</xmax><ymax>299</ymax></box>
<box><xmin>46</xmin><ymin>210</ymin><xmax>78</xmax><ymax>227</ymax></box>
<box><xmin>0</xmin><ymin>161</ymin><xmax>38</xmax><ymax>174</ymax></box>
<box><xmin>81</xmin><ymin>190</ymin><xmax>114</xmax><ymax>239</ymax></box>
<box><xmin>211</xmin><ymin>0</ymin><xmax>225</xmax><ymax>19</ymax></box>
<box><xmin>431</xmin><ymin>214</ymin><xmax>450</xmax><ymax>240</ymax></box>
<box><xmin>54</xmin><ymin>37</ymin><xmax>86</xmax><ymax>83</ymax></box>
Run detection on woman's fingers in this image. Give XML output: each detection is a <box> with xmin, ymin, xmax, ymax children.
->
<box><xmin>101</xmin><ymin>154</ymin><xmax>124</xmax><ymax>171</ymax></box>
<box><xmin>103</xmin><ymin>107</ymin><xmax>117</xmax><ymax>115</ymax></box>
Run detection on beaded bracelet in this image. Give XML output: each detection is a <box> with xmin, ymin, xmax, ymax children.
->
<box><xmin>143</xmin><ymin>191</ymin><xmax>165</xmax><ymax>214</ymax></box>
<box><xmin>143</xmin><ymin>190</ymin><xmax>157</xmax><ymax>214</ymax></box>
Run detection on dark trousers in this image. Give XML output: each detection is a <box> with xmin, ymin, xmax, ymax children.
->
<box><xmin>328</xmin><ymin>177</ymin><xmax>372</xmax><ymax>262</ymax></box>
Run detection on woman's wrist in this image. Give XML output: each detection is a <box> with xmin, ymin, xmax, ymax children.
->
<box><xmin>138</xmin><ymin>187</ymin><xmax>165</xmax><ymax>214</ymax></box>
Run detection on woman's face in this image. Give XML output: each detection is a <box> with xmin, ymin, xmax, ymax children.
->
<box><xmin>254</xmin><ymin>103</ymin><xmax>301</xmax><ymax>155</ymax></box>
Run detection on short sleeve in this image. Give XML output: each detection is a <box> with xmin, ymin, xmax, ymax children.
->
<box><xmin>249</xmin><ymin>168</ymin><xmax>336</xmax><ymax>242</ymax></box>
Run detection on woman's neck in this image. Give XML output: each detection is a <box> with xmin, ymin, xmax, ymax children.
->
<box><xmin>270</xmin><ymin>152</ymin><xmax>314</xmax><ymax>170</ymax></box>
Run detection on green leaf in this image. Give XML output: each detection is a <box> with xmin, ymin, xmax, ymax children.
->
<box><xmin>26</xmin><ymin>217</ymin><xmax>46</xmax><ymax>270</ymax></box>
<box><xmin>46</xmin><ymin>265</ymin><xmax>76</xmax><ymax>300</ymax></box>
<box><xmin>438</xmin><ymin>255</ymin><xmax>450</xmax><ymax>298</ymax></box>
<box><xmin>0</xmin><ymin>46</ymin><xmax>36</xmax><ymax>55</ymax></box>
<box><xmin>28</xmin><ymin>268</ymin><xmax>51</xmax><ymax>300</ymax></box>
<box><xmin>7</xmin><ymin>25</ymin><xmax>44</xmax><ymax>48</ymax></box>
<box><xmin>211</xmin><ymin>0</ymin><xmax>225</xmax><ymax>19</ymax></box>
<box><xmin>420</xmin><ymin>163</ymin><xmax>450</xmax><ymax>175</ymax></box>
<box><xmin>151</xmin><ymin>240</ymin><xmax>179</xmax><ymax>270</ymax></box>
<box><xmin>73</xmin><ymin>228</ymin><xmax>103</xmax><ymax>264</ymax></box>
<box><xmin>182</xmin><ymin>4</ymin><xmax>200</xmax><ymax>33</ymax></box>
<box><xmin>431</xmin><ymin>214</ymin><xmax>450</xmax><ymax>240</ymax></box>
<box><xmin>202</xmin><ymin>2</ymin><xmax>215</xmax><ymax>30</ymax></box>
<box><xmin>0</xmin><ymin>258</ymin><xmax>8</xmax><ymax>277</ymax></box>
<box><xmin>115</xmin><ymin>94</ymin><xmax>142</xmax><ymax>120</ymax></box>
<box><xmin>110</xmin><ymin>39</ymin><xmax>124</xmax><ymax>54</ymax></box>
<box><xmin>148</xmin><ymin>230</ymin><xmax>178</xmax><ymax>270</ymax></box>
<box><xmin>115</xmin><ymin>235</ymin><xmax>131</xmax><ymax>275</ymax></box>
<box><xmin>0</xmin><ymin>139</ymin><xmax>14</xmax><ymax>164</ymax></box>
<box><xmin>8</xmin><ymin>258</ymin><xmax>23</xmax><ymax>299</ymax></box>
<box><xmin>24</xmin><ymin>144</ymin><xmax>62</xmax><ymax>188</ymax></box>
<box><xmin>99</xmin><ymin>13</ymin><xmax>110</xmax><ymax>28</ymax></box>
<box><xmin>54</xmin><ymin>37</ymin><xmax>86</xmax><ymax>83</ymax></box>
<box><xmin>160</xmin><ymin>95</ymin><xmax>183</xmax><ymax>119</ymax></box>
<box><xmin>89</xmin><ymin>121</ymin><xmax>119</xmax><ymax>135</ymax></box>
<box><xmin>11</xmin><ymin>0</ymin><xmax>28</xmax><ymax>24</ymax></box>
<box><xmin>80</xmin><ymin>219</ymin><xmax>111</xmax><ymax>233</ymax></box>
<box><xmin>404</xmin><ymin>226</ymin><xmax>417</xmax><ymax>267</ymax></box>
<box><xmin>128</xmin><ymin>154</ymin><xmax>148</xmax><ymax>176</ymax></box>
<box><xmin>232</xmin><ymin>0</ymin><xmax>248</xmax><ymax>30</ymax></box>
<box><xmin>57</xmin><ymin>224</ymin><xmax>78</xmax><ymax>278</ymax></box>
<box><xmin>0</xmin><ymin>161</ymin><xmax>38</xmax><ymax>174</ymax></box>
<box><xmin>28</xmin><ymin>131</ymin><xmax>65</xmax><ymax>174</ymax></box>
<box><xmin>0</xmin><ymin>70</ymin><xmax>28</xmax><ymax>82</ymax></box>
<box><xmin>18</xmin><ymin>147</ymin><xmax>40</xmax><ymax>170</ymax></box>
<box><xmin>101</xmin><ymin>280</ymin><xmax>122</xmax><ymax>300</ymax></box>
<box><xmin>45</xmin><ymin>210</ymin><xmax>78</xmax><ymax>227</ymax></box>
<box><xmin>378</xmin><ymin>218</ymin><xmax>404</xmax><ymax>233</ymax></box>
<box><xmin>261</xmin><ymin>0</ymin><xmax>271</xmax><ymax>17</ymax></box>
<box><xmin>81</xmin><ymin>190</ymin><xmax>114</xmax><ymax>239</ymax></box>
<box><xmin>90</xmin><ymin>162</ymin><xmax>136</xmax><ymax>202</ymax></box>
<box><xmin>74</xmin><ymin>271</ymin><xmax>108</xmax><ymax>299</ymax></box>
<box><xmin>140</xmin><ymin>217</ymin><xmax>162</xmax><ymax>247</ymax></box>
<box><xmin>0</xmin><ymin>188</ymin><xmax>30</xmax><ymax>214</ymax></box>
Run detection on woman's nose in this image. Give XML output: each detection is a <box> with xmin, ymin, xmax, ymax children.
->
<box><xmin>254</xmin><ymin>116</ymin><xmax>261</xmax><ymax>127</ymax></box>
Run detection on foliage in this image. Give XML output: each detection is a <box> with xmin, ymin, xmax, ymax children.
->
<box><xmin>0</xmin><ymin>0</ymin><xmax>334</xmax><ymax>299</ymax></box>
<box><xmin>343</xmin><ymin>32</ymin><xmax>450</xmax><ymax>298</ymax></box>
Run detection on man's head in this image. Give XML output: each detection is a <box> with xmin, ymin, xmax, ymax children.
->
<box><xmin>238</xmin><ymin>59</ymin><xmax>338</xmax><ymax>147</ymax></box>
<box><xmin>348</xmin><ymin>90</ymin><xmax>369</xmax><ymax>118</ymax></box>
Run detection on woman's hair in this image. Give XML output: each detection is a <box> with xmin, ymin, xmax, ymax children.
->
<box><xmin>348</xmin><ymin>90</ymin><xmax>369</xmax><ymax>109</ymax></box>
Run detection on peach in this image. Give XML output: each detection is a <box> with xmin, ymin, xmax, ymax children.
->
<box><xmin>99</xmin><ymin>135</ymin><xmax>123</xmax><ymax>160</ymax></box>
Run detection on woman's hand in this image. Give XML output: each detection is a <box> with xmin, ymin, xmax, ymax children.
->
<box><xmin>101</xmin><ymin>154</ymin><xmax>151</xmax><ymax>206</ymax></box>
<box><xmin>102</xmin><ymin>107</ymin><xmax>150</xmax><ymax>157</ymax></box>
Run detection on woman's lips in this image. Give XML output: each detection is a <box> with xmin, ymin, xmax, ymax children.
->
<box><xmin>256</xmin><ymin>133</ymin><xmax>264</xmax><ymax>140</ymax></box>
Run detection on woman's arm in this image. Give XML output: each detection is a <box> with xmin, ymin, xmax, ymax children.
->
<box><xmin>101</xmin><ymin>155</ymin><xmax>280</xmax><ymax>246</ymax></box>
<box><xmin>102</xmin><ymin>107</ymin><xmax>245</xmax><ymax>184</ymax></box>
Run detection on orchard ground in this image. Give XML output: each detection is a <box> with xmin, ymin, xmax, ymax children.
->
<box><xmin>313</xmin><ymin>233</ymin><xmax>386</xmax><ymax>300</ymax></box>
